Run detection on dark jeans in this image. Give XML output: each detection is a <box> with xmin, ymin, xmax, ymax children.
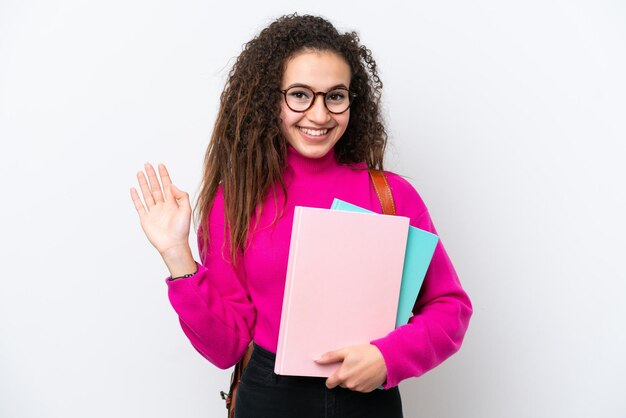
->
<box><xmin>234</xmin><ymin>343</ymin><xmax>403</xmax><ymax>418</ymax></box>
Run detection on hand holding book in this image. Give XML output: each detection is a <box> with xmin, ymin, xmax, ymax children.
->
<box><xmin>314</xmin><ymin>344</ymin><xmax>387</xmax><ymax>393</ymax></box>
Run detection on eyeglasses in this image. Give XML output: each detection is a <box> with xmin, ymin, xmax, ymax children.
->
<box><xmin>280</xmin><ymin>85</ymin><xmax>356</xmax><ymax>114</ymax></box>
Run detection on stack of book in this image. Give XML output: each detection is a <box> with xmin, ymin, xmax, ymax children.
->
<box><xmin>275</xmin><ymin>199</ymin><xmax>439</xmax><ymax>377</ymax></box>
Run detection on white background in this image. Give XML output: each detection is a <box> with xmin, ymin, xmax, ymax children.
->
<box><xmin>1</xmin><ymin>1</ymin><xmax>625</xmax><ymax>417</ymax></box>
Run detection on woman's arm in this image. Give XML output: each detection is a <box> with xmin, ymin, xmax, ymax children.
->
<box><xmin>131</xmin><ymin>163</ymin><xmax>255</xmax><ymax>368</ymax></box>
<box><xmin>369</xmin><ymin>174</ymin><xmax>473</xmax><ymax>388</ymax></box>
<box><xmin>316</xmin><ymin>173</ymin><xmax>472</xmax><ymax>391</ymax></box>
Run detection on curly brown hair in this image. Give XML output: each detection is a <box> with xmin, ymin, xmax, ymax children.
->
<box><xmin>196</xmin><ymin>13</ymin><xmax>388</xmax><ymax>261</ymax></box>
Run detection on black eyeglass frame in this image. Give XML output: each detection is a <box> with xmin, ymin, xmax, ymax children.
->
<box><xmin>279</xmin><ymin>86</ymin><xmax>357</xmax><ymax>115</ymax></box>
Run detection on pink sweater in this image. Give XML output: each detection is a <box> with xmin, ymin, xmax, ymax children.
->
<box><xmin>167</xmin><ymin>146</ymin><xmax>472</xmax><ymax>388</ymax></box>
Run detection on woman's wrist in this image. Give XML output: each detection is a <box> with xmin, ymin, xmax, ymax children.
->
<box><xmin>161</xmin><ymin>244</ymin><xmax>197</xmax><ymax>278</ymax></box>
<box><xmin>169</xmin><ymin>262</ymin><xmax>198</xmax><ymax>281</ymax></box>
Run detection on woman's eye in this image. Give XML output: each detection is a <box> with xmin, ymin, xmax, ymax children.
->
<box><xmin>328</xmin><ymin>91</ymin><xmax>347</xmax><ymax>101</ymax></box>
<box><xmin>289</xmin><ymin>90</ymin><xmax>311</xmax><ymax>100</ymax></box>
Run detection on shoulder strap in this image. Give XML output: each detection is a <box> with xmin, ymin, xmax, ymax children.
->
<box><xmin>221</xmin><ymin>343</ymin><xmax>254</xmax><ymax>418</ymax></box>
<box><xmin>369</xmin><ymin>169</ymin><xmax>396</xmax><ymax>216</ymax></box>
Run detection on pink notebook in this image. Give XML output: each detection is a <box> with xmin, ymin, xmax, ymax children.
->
<box><xmin>275</xmin><ymin>206</ymin><xmax>409</xmax><ymax>377</ymax></box>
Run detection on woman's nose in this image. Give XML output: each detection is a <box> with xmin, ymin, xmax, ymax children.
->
<box><xmin>306</xmin><ymin>94</ymin><xmax>332</xmax><ymax>124</ymax></box>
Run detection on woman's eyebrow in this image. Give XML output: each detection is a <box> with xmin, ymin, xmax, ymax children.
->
<box><xmin>328</xmin><ymin>83</ymin><xmax>349</xmax><ymax>90</ymax></box>
<box><xmin>284</xmin><ymin>83</ymin><xmax>350</xmax><ymax>90</ymax></box>
<box><xmin>284</xmin><ymin>83</ymin><xmax>311</xmax><ymax>89</ymax></box>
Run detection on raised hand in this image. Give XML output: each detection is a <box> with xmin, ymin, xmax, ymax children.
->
<box><xmin>130</xmin><ymin>163</ymin><xmax>196</xmax><ymax>277</ymax></box>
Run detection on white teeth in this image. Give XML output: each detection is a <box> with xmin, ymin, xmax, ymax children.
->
<box><xmin>299</xmin><ymin>127</ymin><xmax>328</xmax><ymax>136</ymax></box>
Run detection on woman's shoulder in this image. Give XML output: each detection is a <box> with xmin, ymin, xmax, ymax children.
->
<box><xmin>200</xmin><ymin>184</ymin><xmax>226</xmax><ymax>228</ymax></box>
<box><xmin>382</xmin><ymin>170</ymin><xmax>429</xmax><ymax>220</ymax></box>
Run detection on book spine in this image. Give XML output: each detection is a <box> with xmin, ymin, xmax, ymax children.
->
<box><xmin>276</xmin><ymin>206</ymin><xmax>302</xmax><ymax>373</ymax></box>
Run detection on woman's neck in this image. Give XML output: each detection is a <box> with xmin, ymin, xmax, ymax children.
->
<box><xmin>286</xmin><ymin>145</ymin><xmax>337</xmax><ymax>175</ymax></box>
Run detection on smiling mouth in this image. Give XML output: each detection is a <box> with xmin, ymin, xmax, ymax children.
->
<box><xmin>298</xmin><ymin>127</ymin><xmax>329</xmax><ymax>136</ymax></box>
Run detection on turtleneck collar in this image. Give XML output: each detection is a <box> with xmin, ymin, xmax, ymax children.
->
<box><xmin>286</xmin><ymin>145</ymin><xmax>338</xmax><ymax>175</ymax></box>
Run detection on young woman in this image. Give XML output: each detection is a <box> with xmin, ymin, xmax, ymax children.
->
<box><xmin>131</xmin><ymin>14</ymin><xmax>472</xmax><ymax>418</ymax></box>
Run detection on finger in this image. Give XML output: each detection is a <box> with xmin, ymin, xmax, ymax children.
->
<box><xmin>158</xmin><ymin>163</ymin><xmax>173</xmax><ymax>189</ymax></box>
<box><xmin>170</xmin><ymin>185</ymin><xmax>191</xmax><ymax>211</ymax></box>
<box><xmin>137</xmin><ymin>171</ymin><xmax>156</xmax><ymax>208</ymax></box>
<box><xmin>130</xmin><ymin>187</ymin><xmax>147</xmax><ymax>217</ymax></box>
<box><xmin>325</xmin><ymin>366</ymin><xmax>348</xmax><ymax>389</ymax></box>
<box><xmin>325</xmin><ymin>374</ymin><xmax>340</xmax><ymax>389</ymax></box>
<box><xmin>314</xmin><ymin>349</ymin><xmax>346</xmax><ymax>365</ymax></box>
<box><xmin>145</xmin><ymin>162</ymin><xmax>165</xmax><ymax>203</ymax></box>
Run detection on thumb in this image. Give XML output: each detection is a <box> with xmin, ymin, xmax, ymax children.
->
<box><xmin>170</xmin><ymin>185</ymin><xmax>191</xmax><ymax>209</ymax></box>
<box><xmin>314</xmin><ymin>349</ymin><xmax>346</xmax><ymax>365</ymax></box>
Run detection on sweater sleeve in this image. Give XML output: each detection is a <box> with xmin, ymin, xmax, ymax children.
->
<box><xmin>165</xmin><ymin>190</ymin><xmax>256</xmax><ymax>369</ymax></box>
<box><xmin>370</xmin><ymin>174</ymin><xmax>473</xmax><ymax>388</ymax></box>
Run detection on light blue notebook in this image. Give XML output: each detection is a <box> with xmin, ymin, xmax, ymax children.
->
<box><xmin>331</xmin><ymin>198</ymin><xmax>439</xmax><ymax>327</ymax></box>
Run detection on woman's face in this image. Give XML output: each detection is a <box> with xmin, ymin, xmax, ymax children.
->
<box><xmin>279</xmin><ymin>50</ymin><xmax>351</xmax><ymax>159</ymax></box>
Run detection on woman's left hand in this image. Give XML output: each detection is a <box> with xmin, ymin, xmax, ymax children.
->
<box><xmin>314</xmin><ymin>344</ymin><xmax>387</xmax><ymax>393</ymax></box>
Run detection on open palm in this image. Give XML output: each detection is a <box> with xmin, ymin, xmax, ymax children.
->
<box><xmin>130</xmin><ymin>163</ymin><xmax>191</xmax><ymax>257</ymax></box>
